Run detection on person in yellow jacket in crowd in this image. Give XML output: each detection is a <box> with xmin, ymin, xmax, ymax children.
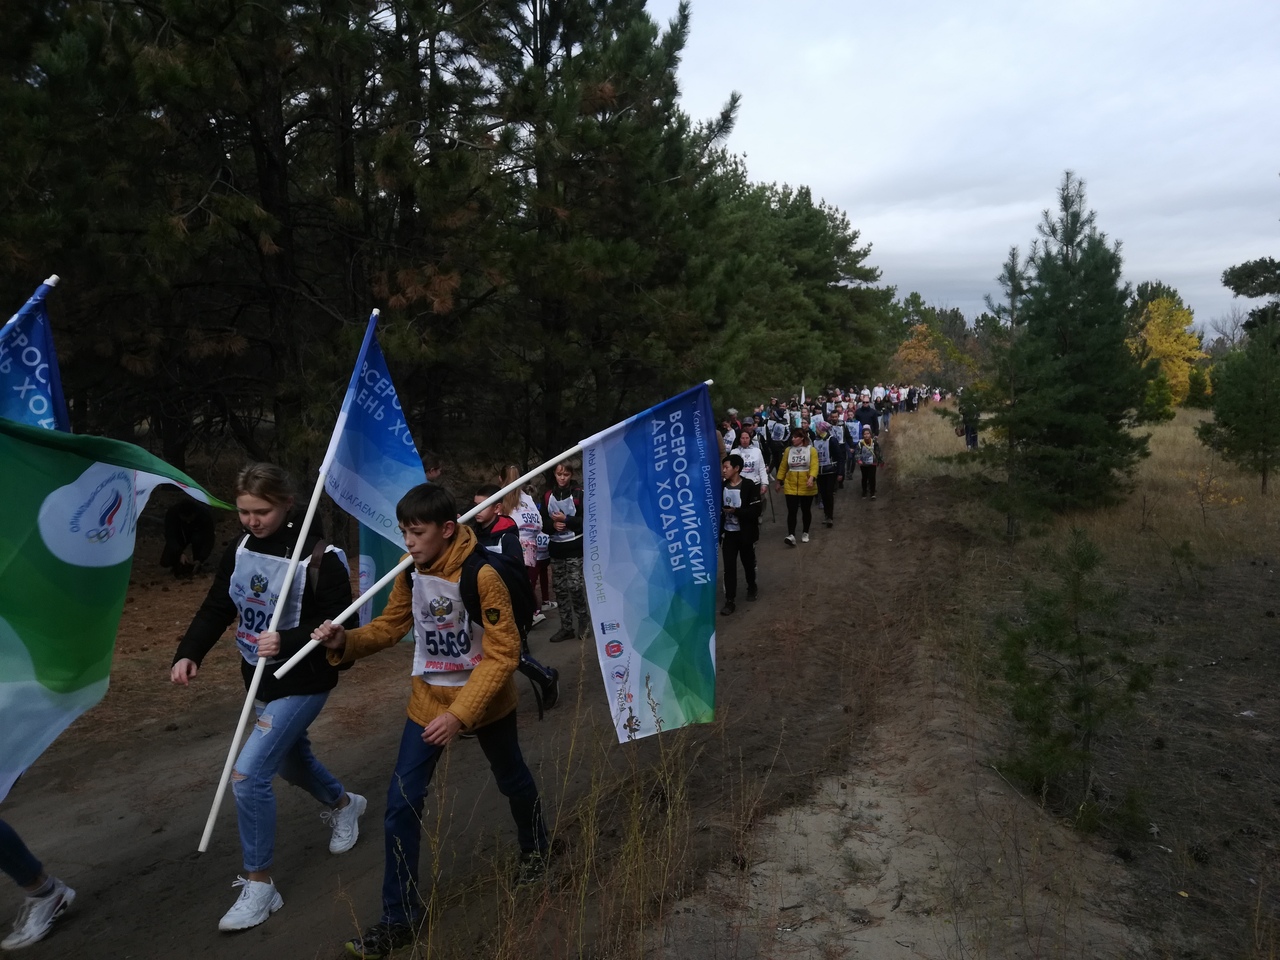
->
<box><xmin>774</xmin><ymin>425</ymin><xmax>818</xmax><ymax>546</ymax></box>
<box><xmin>312</xmin><ymin>483</ymin><xmax>549</xmax><ymax>959</ymax></box>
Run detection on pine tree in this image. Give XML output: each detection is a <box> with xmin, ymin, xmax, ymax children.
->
<box><xmin>999</xmin><ymin>529</ymin><xmax>1151</xmax><ymax>809</ymax></box>
<box><xmin>1197</xmin><ymin>313</ymin><xmax>1280</xmax><ymax>492</ymax></box>
<box><xmin>1185</xmin><ymin>366</ymin><xmax>1211</xmax><ymax>409</ymax></box>
<box><xmin>1001</xmin><ymin>172</ymin><xmax>1151</xmax><ymax>510</ymax></box>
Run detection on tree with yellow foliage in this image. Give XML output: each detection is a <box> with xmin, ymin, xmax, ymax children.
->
<box><xmin>1129</xmin><ymin>296</ymin><xmax>1205</xmax><ymax>405</ymax></box>
<box><xmin>892</xmin><ymin>323</ymin><xmax>943</xmax><ymax>383</ymax></box>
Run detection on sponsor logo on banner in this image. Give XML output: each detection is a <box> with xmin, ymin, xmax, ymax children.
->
<box><xmin>604</xmin><ymin>640</ymin><xmax>624</xmax><ymax>659</ymax></box>
<box><xmin>611</xmin><ymin>668</ymin><xmax>627</xmax><ymax>683</ymax></box>
<box><xmin>600</xmin><ymin>620</ymin><xmax>621</xmax><ymax>634</ymax></box>
<box><xmin>38</xmin><ymin>464</ymin><xmax>138</xmax><ymax>568</ymax></box>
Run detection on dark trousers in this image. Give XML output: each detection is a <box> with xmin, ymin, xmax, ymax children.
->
<box><xmin>381</xmin><ymin>712</ymin><xmax>548</xmax><ymax>926</ymax></box>
<box><xmin>767</xmin><ymin>440</ymin><xmax>785</xmax><ymax>471</ymax></box>
<box><xmin>860</xmin><ymin>463</ymin><xmax>878</xmax><ymax>496</ymax></box>
<box><xmin>0</xmin><ymin>819</ymin><xmax>41</xmax><ymax>888</ymax></box>
<box><xmin>816</xmin><ymin>473</ymin><xmax>838</xmax><ymax>519</ymax></box>
<box><xmin>785</xmin><ymin>494</ymin><xmax>813</xmax><ymax>535</ymax></box>
<box><xmin>721</xmin><ymin>531</ymin><xmax>757</xmax><ymax>600</ymax></box>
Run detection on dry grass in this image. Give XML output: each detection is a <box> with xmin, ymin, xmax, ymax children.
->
<box><xmin>883</xmin><ymin>402</ymin><xmax>983</xmax><ymax>484</ymax></box>
<box><xmin>889</xmin><ymin>405</ymin><xmax>1280</xmax><ymax>958</ymax></box>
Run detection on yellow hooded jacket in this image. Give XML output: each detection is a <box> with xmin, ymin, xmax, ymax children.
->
<box><xmin>775</xmin><ymin>442</ymin><xmax>818</xmax><ymax>496</ymax></box>
<box><xmin>328</xmin><ymin>525</ymin><xmax>519</xmax><ymax>731</ymax></box>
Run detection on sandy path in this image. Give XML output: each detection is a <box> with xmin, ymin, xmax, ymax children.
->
<box><xmin>3</xmin><ymin>436</ymin><xmax>1140</xmax><ymax>959</ymax></box>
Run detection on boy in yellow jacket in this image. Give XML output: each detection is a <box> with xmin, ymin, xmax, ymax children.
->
<box><xmin>774</xmin><ymin>426</ymin><xmax>818</xmax><ymax>545</ymax></box>
<box><xmin>312</xmin><ymin>483</ymin><xmax>549</xmax><ymax>958</ymax></box>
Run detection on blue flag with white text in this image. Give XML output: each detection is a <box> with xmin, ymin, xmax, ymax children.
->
<box><xmin>1</xmin><ymin>279</ymin><xmax>70</xmax><ymax>431</ymax></box>
<box><xmin>320</xmin><ymin>314</ymin><xmax>425</xmax><ymax>620</ymax></box>
<box><xmin>582</xmin><ymin>382</ymin><xmax>720</xmax><ymax>742</ymax></box>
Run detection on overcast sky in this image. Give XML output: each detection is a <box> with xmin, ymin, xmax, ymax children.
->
<box><xmin>646</xmin><ymin>0</ymin><xmax>1279</xmax><ymax>328</ymax></box>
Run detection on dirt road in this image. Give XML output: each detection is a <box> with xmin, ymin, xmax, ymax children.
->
<box><xmin>3</xmin><ymin>443</ymin><xmax>1135</xmax><ymax>959</ymax></box>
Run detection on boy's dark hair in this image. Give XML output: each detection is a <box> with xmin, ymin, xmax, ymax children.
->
<box><xmin>473</xmin><ymin>482</ymin><xmax>501</xmax><ymax>499</ymax></box>
<box><xmin>726</xmin><ymin>453</ymin><xmax>744</xmax><ymax>470</ymax></box>
<box><xmin>397</xmin><ymin>483</ymin><xmax>457</xmax><ymax>528</ymax></box>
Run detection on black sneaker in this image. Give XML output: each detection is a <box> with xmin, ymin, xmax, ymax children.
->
<box><xmin>746</xmin><ymin>587</ymin><xmax>758</xmax><ymax>601</ymax></box>
<box><xmin>720</xmin><ymin>601</ymin><xmax>736</xmax><ymax>616</ymax></box>
<box><xmin>514</xmin><ymin>850</ymin><xmax>551</xmax><ymax>886</ymax></box>
<box><xmin>542</xmin><ymin>668</ymin><xmax>560</xmax><ymax>710</ymax></box>
<box><xmin>345</xmin><ymin>922</ymin><xmax>415</xmax><ymax>959</ymax></box>
<box><xmin>548</xmin><ymin>628</ymin><xmax>574</xmax><ymax>644</ymax></box>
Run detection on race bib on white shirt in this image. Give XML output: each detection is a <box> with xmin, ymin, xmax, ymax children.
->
<box><xmin>814</xmin><ymin>437</ymin><xmax>832</xmax><ymax>468</ymax></box>
<box><xmin>229</xmin><ymin>536</ymin><xmax>347</xmax><ymax>665</ymax></box>
<box><xmin>787</xmin><ymin>446</ymin><xmax>810</xmax><ymax>471</ymax></box>
<box><xmin>515</xmin><ymin>494</ymin><xmax>543</xmax><ymax>567</ymax></box>
<box><xmin>410</xmin><ymin>571</ymin><xmax>484</xmax><ymax>686</ymax></box>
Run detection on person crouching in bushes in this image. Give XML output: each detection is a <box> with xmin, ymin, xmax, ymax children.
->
<box><xmin>311</xmin><ymin>483</ymin><xmax>550</xmax><ymax>959</ymax></box>
<box><xmin>775</xmin><ymin>426</ymin><xmax>817</xmax><ymax>546</ymax></box>
<box><xmin>540</xmin><ymin>462</ymin><xmax>589</xmax><ymax>643</ymax></box>
<box><xmin>720</xmin><ymin>453</ymin><xmax>763</xmax><ymax>615</ymax></box>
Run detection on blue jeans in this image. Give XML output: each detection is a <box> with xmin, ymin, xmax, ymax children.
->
<box><xmin>232</xmin><ymin>693</ymin><xmax>344</xmax><ymax>872</ymax></box>
<box><xmin>382</xmin><ymin>711</ymin><xmax>547</xmax><ymax>926</ymax></box>
<box><xmin>0</xmin><ymin>820</ymin><xmax>42</xmax><ymax>889</ymax></box>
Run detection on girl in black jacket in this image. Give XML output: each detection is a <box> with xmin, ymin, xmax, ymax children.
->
<box><xmin>171</xmin><ymin>463</ymin><xmax>364</xmax><ymax>933</ymax></box>
<box><xmin>719</xmin><ymin>453</ymin><xmax>763</xmax><ymax>615</ymax></box>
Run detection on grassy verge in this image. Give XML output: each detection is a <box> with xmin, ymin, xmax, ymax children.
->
<box><xmin>891</xmin><ymin>405</ymin><xmax>1280</xmax><ymax>958</ymax></box>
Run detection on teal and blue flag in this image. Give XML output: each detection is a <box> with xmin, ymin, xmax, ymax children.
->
<box><xmin>0</xmin><ymin>278</ymin><xmax>70</xmax><ymax>431</ymax></box>
<box><xmin>582</xmin><ymin>382</ymin><xmax>720</xmax><ymax>742</ymax></box>
<box><xmin>319</xmin><ymin>312</ymin><xmax>425</xmax><ymax>622</ymax></box>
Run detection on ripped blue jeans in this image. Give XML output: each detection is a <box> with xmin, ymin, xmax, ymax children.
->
<box><xmin>232</xmin><ymin>693</ymin><xmax>344</xmax><ymax>872</ymax></box>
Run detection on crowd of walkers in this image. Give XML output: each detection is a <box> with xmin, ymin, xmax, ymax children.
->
<box><xmin>715</xmin><ymin>383</ymin><xmax>938</xmax><ymax>617</ymax></box>
<box><xmin>2</xmin><ymin>381</ymin><xmax>934</xmax><ymax>955</ymax></box>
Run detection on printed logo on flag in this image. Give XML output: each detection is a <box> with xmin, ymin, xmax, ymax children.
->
<box><xmin>604</xmin><ymin>640</ymin><xmax>624</xmax><ymax>659</ymax></box>
<box><xmin>599</xmin><ymin>620</ymin><xmax>621</xmax><ymax>634</ymax></box>
<box><xmin>611</xmin><ymin>667</ymin><xmax>627</xmax><ymax>683</ymax></box>
<box><xmin>37</xmin><ymin>464</ymin><xmax>137</xmax><ymax>568</ymax></box>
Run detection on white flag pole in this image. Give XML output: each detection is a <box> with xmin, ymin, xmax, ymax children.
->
<box><xmin>197</xmin><ymin>470</ymin><xmax>331</xmax><ymax>852</ymax></box>
<box><xmin>199</xmin><ymin>310</ymin><xmax>388</xmax><ymax>850</ymax></box>
<box><xmin>272</xmin><ymin>441</ymin><xmax>582</xmax><ymax>679</ymax></box>
<box><xmin>273</xmin><ymin>378</ymin><xmax>715</xmax><ymax>681</ymax></box>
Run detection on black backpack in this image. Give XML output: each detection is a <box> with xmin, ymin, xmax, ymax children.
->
<box><xmin>452</xmin><ymin>544</ymin><xmax>560</xmax><ymax>717</ymax></box>
<box><xmin>459</xmin><ymin>544</ymin><xmax>537</xmax><ymax>641</ymax></box>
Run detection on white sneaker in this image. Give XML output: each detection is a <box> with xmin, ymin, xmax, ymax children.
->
<box><xmin>218</xmin><ymin>877</ymin><xmax>282</xmax><ymax>931</ymax></box>
<box><xmin>784</xmin><ymin>535</ymin><xmax>797</xmax><ymax>547</ymax></box>
<box><xmin>544</xmin><ymin>600</ymin><xmax>558</xmax><ymax>608</ymax></box>
<box><xmin>531</xmin><ymin>612</ymin><xmax>547</xmax><ymax>627</ymax></box>
<box><xmin>322</xmin><ymin>792</ymin><xmax>367</xmax><ymax>854</ymax></box>
<box><xmin>801</xmin><ymin>532</ymin><xmax>810</xmax><ymax>543</ymax></box>
<box><xmin>2</xmin><ymin>878</ymin><xmax>74</xmax><ymax>949</ymax></box>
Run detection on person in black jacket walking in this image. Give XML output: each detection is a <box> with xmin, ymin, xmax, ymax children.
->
<box><xmin>720</xmin><ymin>453</ymin><xmax>763</xmax><ymax>615</ymax></box>
<box><xmin>171</xmin><ymin>463</ymin><xmax>364</xmax><ymax>933</ymax></box>
<box><xmin>541</xmin><ymin>462</ymin><xmax>589</xmax><ymax>643</ymax></box>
